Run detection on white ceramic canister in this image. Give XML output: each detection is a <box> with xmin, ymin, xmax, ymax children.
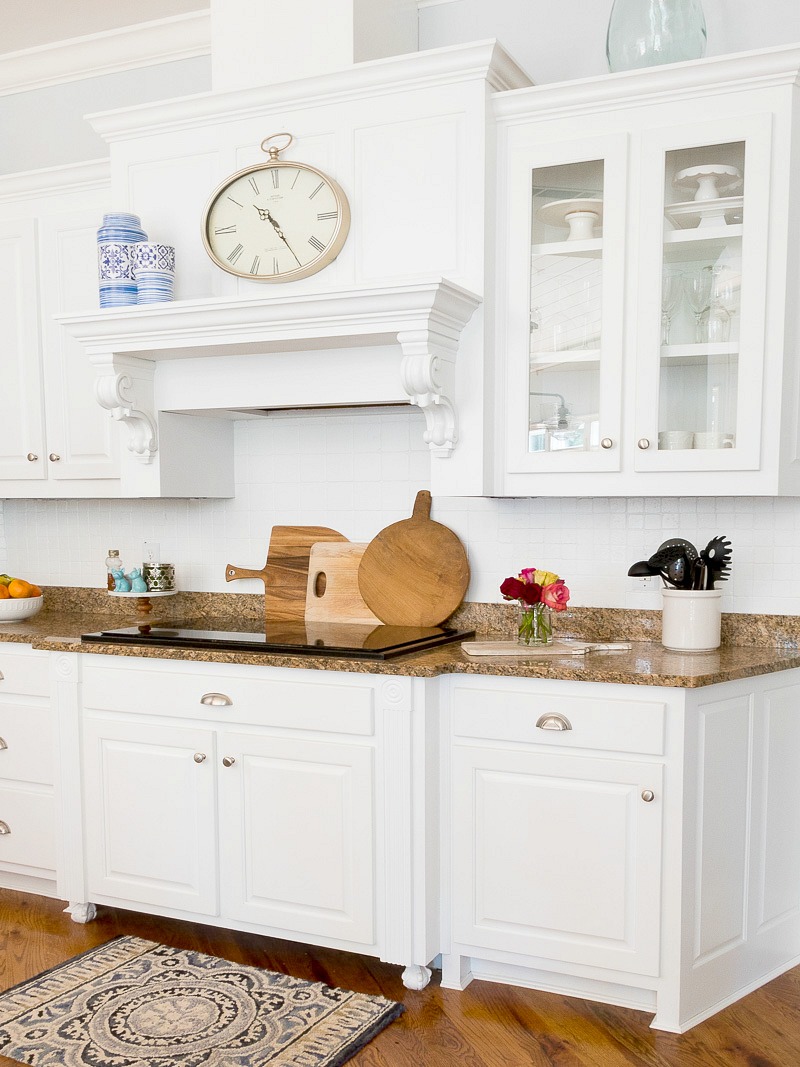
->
<box><xmin>661</xmin><ymin>589</ymin><xmax>722</xmax><ymax>652</ymax></box>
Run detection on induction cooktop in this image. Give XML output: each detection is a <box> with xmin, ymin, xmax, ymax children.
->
<box><xmin>81</xmin><ymin>620</ymin><xmax>474</xmax><ymax>660</ymax></box>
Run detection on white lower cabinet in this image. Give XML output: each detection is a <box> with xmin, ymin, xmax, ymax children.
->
<box><xmin>64</xmin><ymin>655</ymin><xmax>436</xmax><ymax>988</ymax></box>
<box><xmin>0</xmin><ymin>644</ymin><xmax>56</xmax><ymax>893</ymax></box>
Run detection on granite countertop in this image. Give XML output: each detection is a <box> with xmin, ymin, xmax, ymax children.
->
<box><xmin>4</xmin><ymin>602</ymin><xmax>800</xmax><ymax>688</ymax></box>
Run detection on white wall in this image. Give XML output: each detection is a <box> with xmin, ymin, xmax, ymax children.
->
<box><xmin>2</xmin><ymin>412</ymin><xmax>796</xmax><ymax>617</ymax></box>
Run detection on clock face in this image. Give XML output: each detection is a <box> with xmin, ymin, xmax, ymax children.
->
<box><xmin>202</xmin><ymin>161</ymin><xmax>350</xmax><ymax>282</ymax></box>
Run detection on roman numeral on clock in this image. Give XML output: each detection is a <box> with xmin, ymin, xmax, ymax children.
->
<box><xmin>272</xmin><ymin>256</ymin><xmax>280</xmax><ymax>274</ymax></box>
<box><xmin>227</xmin><ymin>196</ymin><xmax>243</xmax><ymax>208</ymax></box>
<box><xmin>250</xmin><ymin>256</ymin><xmax>261</xmax><ymax>275</ymax></box>
<box><xmin>309</xmin><ymin>181</ymin><xmax>324</xmax><ymax>199</ymax></box>
<box><xmin>214</xmin><ymin>225</ymin><xmax>237</xmax><ymax>235</ymax></box>
<box><xmin>227</xmin><ymin>243</ymin><xmax>244</xmax><ymax>264</ymax></box>
<box><xmin>271</xmin><ymin>169</ymin><xmax>280</xmax><ymax>188</ymax></box>
<box><xmin>308</xmin><ymin>235</ymin><xmax>325</xmax><ymax>253</ymax></box>
<box><xmin>249</xmin><ymin>176</ymin><xmax>260</xmax><ymax>194</ymax></box>
<box><xmin>317</xmin><ymin>211</ymin><xmax>338</xmax><ymax>220</ymax></box>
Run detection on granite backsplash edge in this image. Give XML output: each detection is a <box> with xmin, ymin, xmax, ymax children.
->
<box><xmin>36</xmin><ymin>587</ymin><xmax>800</xmax><ymax>649</ymax></box>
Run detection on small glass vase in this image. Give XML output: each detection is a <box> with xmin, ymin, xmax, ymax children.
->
<box><xmin>518</xmin><ymin>603</ymin><xmax>553</xmax><ymax>646</ymax></box>
<box><xmin>606</xmin><ymin>0</ymin><xmax>707</xmax><ymax>73</ymax></box>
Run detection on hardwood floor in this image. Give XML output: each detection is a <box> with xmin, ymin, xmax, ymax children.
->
<box><xmin>1</xmin><ymin>890</ymin><xmax>799</xmax><ymax>1066</ymax></box>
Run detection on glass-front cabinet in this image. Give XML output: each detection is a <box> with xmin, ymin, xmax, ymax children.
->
<box><xmin>495</xmin><ymin>48</ymin><xmax>800</xmax><ymax>496</ymax></box>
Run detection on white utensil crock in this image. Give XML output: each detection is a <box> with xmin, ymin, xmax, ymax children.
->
<box><xmin>661</xmin><ymin>589</ymin><xmax>721</xmax><ymax>652</ymax></box>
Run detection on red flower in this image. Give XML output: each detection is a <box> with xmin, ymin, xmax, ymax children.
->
<box><xmin>519</xmin><ymin>581</ymin><xmax>543</xmax><ymax>605</ymax></box>
<box><xmin>500</xmin><ymin>577</ymin><xmax>526</xmax><ymax>601</ymax></box>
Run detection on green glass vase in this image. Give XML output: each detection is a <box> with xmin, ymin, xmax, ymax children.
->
<box><xmin>606</xmin><ymin>0</ymin><xmax>707</xmax><ymax>73</ymax></box>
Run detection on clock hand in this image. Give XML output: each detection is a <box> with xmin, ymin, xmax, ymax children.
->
<box><xmin>254</xmin><ymin>206</ymin><xmax>302</xmax><ymax>268</ymax></box>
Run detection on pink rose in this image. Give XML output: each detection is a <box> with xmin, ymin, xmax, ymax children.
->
<box><xmin>541</xmin><ymin>580</ymin><xmax>570</xmax><ymax>612</ymax></box>
<box><xmin>519</xmin><ymin>567</ymin><xmax>537</xmax><ymax>584</ymax></box>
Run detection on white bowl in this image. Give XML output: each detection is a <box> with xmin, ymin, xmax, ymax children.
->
<box><xmin>0</xmin><ymin>595</ymin><xmax>44</xmax><ymax>622</ymax></box>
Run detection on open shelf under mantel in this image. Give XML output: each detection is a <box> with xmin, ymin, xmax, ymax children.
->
<box><xmin>58</xmin><ymin>278</ymin><xmax>482</xmax><ymax>463</ymax></box>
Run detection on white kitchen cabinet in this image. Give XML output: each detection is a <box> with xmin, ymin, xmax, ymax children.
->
<box><xmin>441</xmin><ymin>671</ymin><xmax>800</xmax><ymax>1034</ymax></box>
<box><xmin>448</xmin><ymin>682</ymin><xmax>664</xmax><ymax>978</ymax></box>
<box><xmin>493</xmin><ymin>46</ymin><xmax>800</xmax><ymax>495</ymax></box>
<box><xmin>0</xmin><ymin>162</ymin><xmax>121</xmax><ymax>496</ymax></box>
<box><xmin>63</xmin><ymin>655</ymin><xmax>437</xmax><ymax>988</ymax></box>
<box><xmin>0</xmin><ymin>643</ymin><xmax>56</xmax><ymax>895</ymax></box>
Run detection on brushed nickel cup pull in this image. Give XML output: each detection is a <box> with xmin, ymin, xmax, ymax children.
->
<box><xmin>600</xmin><ymin>438</ymin><xmax>614</xmax><ymax>449</ymax></box>
<box><xmin>535</xmin><ymin>713</ymin><xmax>573</xmax><ymax>732</ymax></box>
<box><xmin>49</xmin><ymin>453</ymin><xmax>61</xmax><ymax>462</ymax></box>
<box><xmin>193</xmin><ymin>752</ymin><xmax>207</xmax><ymax>763</ymax></box>
<box><xmin>200</xmin><ymin>692</ymin><xmax>233</xmax><ymax>706</ymax></box>
<box><xmin>26</xmin><ymin>453</ymin><xmax>38</xmax><ymax>462</ymax></box>
<box><xmin>637</xmin><ymin>438</ymin><xmax>651</xmax><ymax>450</ymax></box>
<box><xmin>641</xmin><ymin>789</ymin><xmax>655</xmax><ymax>803</ymax></box>
<box><xmin>0</xmin><ymin>738</ymin><xmax>7</xmax><ymax>751</ymax></box>
<box><xmin>222</xmin><ymin>756</ymin><xmax>236</xmax><ymax>768</ymax></box>
<box><xmin>0</xmin><ymin>821</ymin><xmax>10</xmax><ymax>835</ymax></box>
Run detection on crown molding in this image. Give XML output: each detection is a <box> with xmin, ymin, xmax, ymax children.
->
<box><xmin>0</xmin><ymin>11</ymin><xmax>210</xmax><ymax>97</ymax></box>
<box><xmin>0</xmin><ymin>158</ymin><xmax>110</xmax><ymax>203</ymax></box>
<box><xmin>87</xmin><ymin>39</ymin><xmax>532</xmax><ymax>142</ymax></box>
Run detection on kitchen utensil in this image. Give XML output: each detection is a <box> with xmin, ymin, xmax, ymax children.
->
<box><xmin>667</xmin><ymin>555</ymin><xmax>689</xmax><ymax>588</ymax></box>
<box><xmin>462</xmin><ymin>640</ymin><xmax>632</xmax><ymax>658</ymax></box>
<box><xmin>357</xmin><ymin>490</ymin><xmax>470</xmax><ymax>627</ymax></box>
<box><xmin>627</xmin><ymin>560</ymin><xmax>662</xmax><ymax>578</ymax></box>
<box><xmin>691</xmin><ymin>557</ymin><xmax>708</xmax><ymax>590</ymax></box>
<box><xmin>305</xmin><ymin>543</ymin><xmax>382</xmax><ymax>626</ymax></box>
<box><xmin>226</xmin><ymin>526</ymin><xmax>348</xmax><ymax>623</ymax></box>
<box><xmin>702</xmin><ymin>535</ymin><xmax>732</xmax><ymax>588</ymax></box>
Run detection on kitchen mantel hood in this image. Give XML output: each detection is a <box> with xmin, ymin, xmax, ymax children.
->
<box><xmin>59</xmin><ymin>278</ymin><xmax>481</xmax><ymax>463</ymax></box>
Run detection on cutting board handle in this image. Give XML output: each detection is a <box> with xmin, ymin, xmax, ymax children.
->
<box><xmin>412</xmin><ymin>489</ymin><xmax>432</xmax><ymax>522</ymax></box>
<box><xmin>225</xmin><ymin>563</ymin><xmax>267</xmax><ymax>583</ymax></box>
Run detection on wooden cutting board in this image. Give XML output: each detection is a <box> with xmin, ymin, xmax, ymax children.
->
<box><xmin>357</xmin><ymin>490</ymin><xmax>470</xmax><ymax>627</ymax></box>
<box><xmin>305</xmin><ymin>543</ymin><xmax>382</xmax><ymax>625</ymax></box>
<box><xmin>226</xmin><ymin>526</ymin><xmax>347</xmax><ymax>623</ymax></box>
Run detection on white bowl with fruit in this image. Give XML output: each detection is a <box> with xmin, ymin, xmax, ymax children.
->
<box><xmin>0</xmin><ymin>575</ymin><xmax>43</xmax><ymax>622</ymax></box>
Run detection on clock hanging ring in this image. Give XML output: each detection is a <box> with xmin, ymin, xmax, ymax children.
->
<box><xmin>201</xmin><ymin>132</ymin><xmax>351</xmax><ymax>282</ymax></box>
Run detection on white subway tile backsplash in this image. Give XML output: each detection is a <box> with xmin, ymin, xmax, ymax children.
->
<box><xmin>2</xmin><ymin>410</ymin><xmax>800</xmax><ymax>615</ymax></box>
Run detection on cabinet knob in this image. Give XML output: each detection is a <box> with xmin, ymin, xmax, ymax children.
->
<box><xmin>641</xmin><ymin>789</ymin><xmax>655</xmax><ymax>803</ymax></box>
<box><xmin>193</xmin><ymin>752</ymin><xmax>206</xmax><ymax>763</ymax></box>
<box><xmin>637</xmin><ymin>438</ymin><xmax>651</xmax><ymax>450</ymax></box>
<box><xmin>600</xmin><ymin>438</ymin><xmax>614</xmax><ymax>450</ymax></box>
<box><xmin>0</xmin><ymin>821</ymin><xmax>10</xmax><ymax>835</ymax></box>
<box><xmin>200</xmin><ymin>692</ymin><xmax>233</xmax><ymax>706</ymax></box>
<box><xmin>49</xmin><ymin>453</ymin><xmax>61</xmax><ymax>462</ymax></box>
<box><xmin>26</xmin><ymin>453</ymin><xmax>38</xmax><ymax>462</ymax></box>
<box><xmin>0</xmin><ymin>738</ymin><xmax>7</xmax><ymax>751</ymax></box>
<box><xmin>535</xmin><ymin>713</ymin><xmax>572</xmax><ymax>732</ymax></box>
<box><xmin>222</xmin><ymin>756</ymin><xmax>236</xmax><ymax>768</ymax></box>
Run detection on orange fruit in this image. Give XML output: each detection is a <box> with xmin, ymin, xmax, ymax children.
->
<box><xmin>7</xmin><ymin>579</ymin><xmax>32</xmax><ymax>599</ymax></box>
<box><xmin>27</xmin><ymin>585</ymin><xmax>42</xmax><ymax>598</ymax></box>
<box><xmin>0</xmin><ymin>586</ymin><xmax>9</xmax><ymax>599</ymax></box>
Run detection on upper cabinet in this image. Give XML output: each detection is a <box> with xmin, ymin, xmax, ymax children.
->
<box><xmin>493</xmin><ymin>47</ymin><xmax>800</xmax><ymax>496</ymax></box>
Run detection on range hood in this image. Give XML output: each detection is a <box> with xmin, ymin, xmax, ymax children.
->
<box><xmin>59</xmin><ymin>278</ymin><xmax>481</xmax><ymax>463</ymax></box>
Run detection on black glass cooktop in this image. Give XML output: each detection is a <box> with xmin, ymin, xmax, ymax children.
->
<box><xmin>81</xmin><ymin>620</ymin><xmax>474</xmax><ymax>660</ymax></box>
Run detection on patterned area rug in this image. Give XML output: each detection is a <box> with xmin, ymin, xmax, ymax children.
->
<box><xmin>0</xmin><ymin>936</ymin><xmax>404</xmax><ymax>1066</ymax></box>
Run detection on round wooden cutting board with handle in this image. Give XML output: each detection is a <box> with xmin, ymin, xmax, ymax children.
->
<box><xmin>357</xmin><ymin>490</ymin><xmax>469</xmax><ymax>627</ymax></box>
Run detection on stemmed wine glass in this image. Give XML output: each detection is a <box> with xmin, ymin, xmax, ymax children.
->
<box><xmin>661</xmin><ymin>269</ymin><xmax>683</xmax><ymax>345</ymax></box>
<box><xmin>683</xmin><ymin>268</ymin><xmax>713</xmax><ymax>344</ymax></box>
<box><xmin>708</xmin><ymin>265</ymin><xmax>739</xmax><ymax>343</ymax></box>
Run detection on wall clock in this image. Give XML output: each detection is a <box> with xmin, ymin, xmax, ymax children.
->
<box><xmin>201</xmin><ymin>132</ymin><xmax>351</xmax><ymax>282</ymax></box>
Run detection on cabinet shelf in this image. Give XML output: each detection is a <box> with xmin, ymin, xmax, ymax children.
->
<box><xmin>661</xmin><ymin>342</ymin><xmax>738</xmax><ymax>367</ymax></box>
<box><xmin>663</xmin><ymin>226</ymin><xmax>743</xmax><ymax>263</ymax></box>
<box><xmin>531</xmin><ymin>238</ymin><xmax>602</xmax><ymax>258</ymax></box>
<box><xmin>530</xmin><ymin>348</ymin><xmax>601</xmax><ymax>366</ymax></box>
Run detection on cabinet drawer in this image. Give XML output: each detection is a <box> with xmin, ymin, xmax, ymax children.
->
<box><xmin>453</xmin><ymin>685</ymin><xmax>665</xmax><ymax>755</ymax></box>
<box><xmin>82</xmin><ymin>663</ymin><xmax>375</xmax><ymax>735</ymax></box>
<box><xmin>0</xmin><ymin>646</ymin><xmax>49</xmax><ymax>698</ymax></box>
<box><xmin>0</xmin><ymin>785</ymin><xmax>55</xmax><ymax>872</ymax></box>
<box><xmin>0</xmin><ymin>705</ymin><xmax>53</xmax><ymax>785</ymax></box>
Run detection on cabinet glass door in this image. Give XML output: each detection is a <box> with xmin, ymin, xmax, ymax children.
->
<box><xmin>636</xmin><ymin>117</ymin><xmax>771</xmax><ymax>471</ymax></box>
<box><xmin>504</xmin><ymin>136</ymin><xmax>626</xmax><ymax>474</ymax></box>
